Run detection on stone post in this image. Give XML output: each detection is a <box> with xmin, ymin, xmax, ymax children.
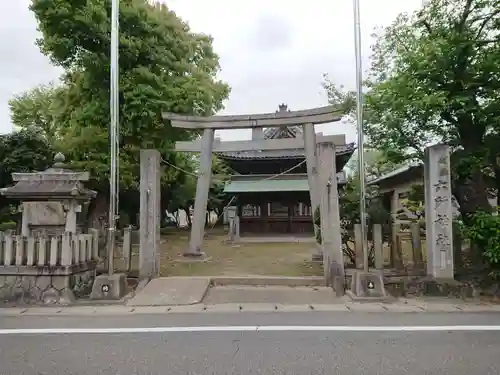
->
<box><xmin>318</xmin><ymin>142</ymin><xmax>344</xmax><ymax>293</ymax></box>
<box><xmin>123</xmin><ymin>225</ymin><xmax>132</xmax><ymax>272</ymax></box>
<box><xmin>139</xmin><ymin>149</ymin><xmax>161</xmax><ymax>278</ymax></box>
<box><xmin>373</xmin><ymin>224</ymin><xmax>384</xmax><ymax>270</ymax></box>
<box><xmin>390</xmin><ymin>191</ymin><xmax>403</xmax><ymax>269</ymax></box>
<box><xmin>410</xmin><ymin>222</ymin><xmax>423</xmax><ymax>268</ymax></box>
<box><xmin>235</xmin><ymin>215</ymin><xmax>240</xmax><ymax>241</ymax></box>
<box><xmin>354</xmin><ymin>224</ymin><xmax>364</xmax><ymax>269</ymax></box>
<box><xmin>20</xmin><ymin>203</ymin><xmax>29</xmax><ymax>237</ymax></box>
<box><xmin>424</xmin><ymin>144</ymin><xmax>454</xmax><ymax>279</ymax></box>
<box><xmin>187</xmin><ymin>128</ymin><xmax>214</xmax><ymax>256</ymax></box>
<box><xmin>64</xmin><ymin>201</ymin><xmax>78</xmax><ymax>233</ymax></box>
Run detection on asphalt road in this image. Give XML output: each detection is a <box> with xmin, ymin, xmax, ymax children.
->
<box><xmin>1</xmin><ymin>312</ymin><xmax>500</xmax><ymax>375</ymax></box>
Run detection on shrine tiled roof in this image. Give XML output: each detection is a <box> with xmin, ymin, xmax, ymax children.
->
<box><xmin>0</xmin><ymin>153</ymin><xmax>97</xmax><ymax>200</ymax></box>
<box><xmin>1</xmin><ymin>180</ymin><xmax>96</xmax><ymax>198</ymax></box>
<box><xmin>217</xmin><ymin>142</ymin><xmax>356</xmax><ymax>160</ymax></box>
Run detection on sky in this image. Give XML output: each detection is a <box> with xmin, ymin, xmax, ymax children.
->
<box><xmin>0</xmin><ymin>0</ymin><xmax>423</xmax><ymax>142</ymax></box>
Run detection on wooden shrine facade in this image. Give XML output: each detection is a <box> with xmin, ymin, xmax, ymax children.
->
<box><xmin>217</xmin><ymin>104</ymin><xmax>355</xmax><ymax>235</ymax></box>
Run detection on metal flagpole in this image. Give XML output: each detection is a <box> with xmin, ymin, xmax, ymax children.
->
<box><xmin>108</xmin><ymin>0</ymin><xmax>120</xmax><ymax>275</ymax></box>
<box><xmin>352</xmin><ymin>0</ymin><xmax>368</xmax><ymax>272</ymax></box>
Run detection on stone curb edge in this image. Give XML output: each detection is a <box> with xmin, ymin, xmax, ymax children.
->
<box><xmin>1</xmin><ymin>303</ymin><xmax>500</xmax><ymax>316</ymax></box>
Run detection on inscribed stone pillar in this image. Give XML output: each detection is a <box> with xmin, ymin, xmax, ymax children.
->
<box><xmin>424</xmin><ymin>144</ymin><xmax>454</xmax><ymax>279</ymax></box>
<box><xmin>187</xmin><ymin>128</ymin><xmax>214</xmax><ymax>256</ymax></box>
<box><xmin>139</xmin><ymin>149</ymin><xmax>161</xmax><ymax>278</ymax></box>
<box><xmin>318</xmin><ymin>142</ymin><xmax>344</xmax><ymax>289</ymax></box>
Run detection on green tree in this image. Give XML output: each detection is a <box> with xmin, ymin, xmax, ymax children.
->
<box><xmin>15</xmin><ymin>0</ymin><xmax>230</xmax><ymax>224</ymax></box>
<box><xmin>8</xmin><ymin>84</ymin><xmax>65</xmax><ymax>145</ymax></box>
<box><xmin>322</xmin><ymin>74</ymin><xmax>356</xmax><ymax>117</ymax></box>
<box><xmin>363</xmin><ymin>0</ymin><xmax>500</xmax><ymax>221</ymax></box>
<box><xmin>0</xmin><ymin>128</ymin><xmax>55</xmax><ymax>227</ymax></box>
<box><xmin>345</xmin><ymin>149</ymin><xmax>401</xmax><ymax>179</ymax></box>
<box><xmin>208</xmin><ymin>156</ymin><xmax>232</xmax><ymax>218</ymax></box>
<box><xmin>339</xmin><ymin>161</ymin><xmax>392</xmax><ymax>267</ymax></box>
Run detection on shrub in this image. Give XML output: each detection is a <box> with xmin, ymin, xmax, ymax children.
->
<box><xmin>465</xmin><ymin>211</ymin><xmax>500</xmax><ymax>277</ymax></box>
<box><xmin>0</xmin><ymin>221</ymin><xmax>16</xmax><ymax>232</ymax></box>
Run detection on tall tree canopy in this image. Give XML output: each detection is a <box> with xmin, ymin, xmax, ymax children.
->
<box><xmin>10</xmin><ymin>0</ymin><xmax>230</xmax><ymax>223</ymax></box>
<box><xmin>363</xmin><ymin>0</ymin><xmax>500</xmax><ymax>219</ymax></box>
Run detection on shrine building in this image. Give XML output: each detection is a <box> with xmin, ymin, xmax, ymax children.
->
<box><xmin>219</xmin><ymin>104</ymin><xmax>355</xmax><ymax>235</ymax></box>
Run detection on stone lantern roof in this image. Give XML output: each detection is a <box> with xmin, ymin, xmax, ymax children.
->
<box><xmin>0</xmin><ymin>153</ymin><xmax>97</xmax><ymax>201</ymax></box>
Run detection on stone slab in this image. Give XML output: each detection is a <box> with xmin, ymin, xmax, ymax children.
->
<box><xmin>127</xmin><ymin>277</ymin><xmax>210</xmax><ymax>306</ymax></box>
<box><xmin>90</xmin><ymin>273</ymin><xmax>127</xmax><ymax>300</ymax></box>
<box><xmin>210</xmin><ymin>276</ymin><xmax>325</xmax><ymax>287</ymax></box>
<box><xmin>174</xmin><ymin>256</ymin><xmax>212</xmax><ymax>263</ymax></box>
<box><xmin>203</xmin><ymin>286</ymin><xmax>342</xmax><ymax>305</ymax></box>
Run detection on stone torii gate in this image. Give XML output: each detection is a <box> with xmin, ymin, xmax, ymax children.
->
<box><xmin>162</xmin><ymin>106</ymin><xmax>346</xmax><ymax>289</ymax></box>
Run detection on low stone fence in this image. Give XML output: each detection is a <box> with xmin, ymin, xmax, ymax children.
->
<box><xmin>0</xmin><ymin>230</ymin><xmax>99</xmax><ymax>304</ymax></box>
<box><xmin>352</xmin><ymin>223</ymin><xmax>425</xmax><ymax>272</ymax></box>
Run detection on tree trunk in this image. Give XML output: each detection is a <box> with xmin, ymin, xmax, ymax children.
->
<box><xmin>450</xmin><ymin>151</ymin><xmax>492</xmax><ymax>224</ymax></box>
<box><xmin>86</xmin><ymin>193</ymin><xmax>108</xmax><ymax>258</ymax></box>
<box><xmin>87</xmin><ymin>193</ymin><xmax>108</xmax><ymax>231</ymax></box>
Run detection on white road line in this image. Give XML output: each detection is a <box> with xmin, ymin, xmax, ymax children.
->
<box><xmin>0</xmin><ymin>325</ymin><xmax>500</xmax><ymax>335</ymax></box>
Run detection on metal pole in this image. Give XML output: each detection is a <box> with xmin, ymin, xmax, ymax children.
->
<box><xmin>108</xmin><ymin>0</ymin><xmax>120</xmax><ymax>275</ymax></box>
<box><xmin>353</xmin><ymin>0</ymin><xmax>368</xmax><ymax>272</ymax></box>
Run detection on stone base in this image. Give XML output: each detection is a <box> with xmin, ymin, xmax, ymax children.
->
<box><xmin>0</xmin><ymin>267</ymin><xmax>95</xmax><ymax>305</ymax></box>
<box><xmin>178</xmin><ymin>250</ymin><xmax>211</xmax><ymax>262</ymax></box>
<box><xmin>176</xmin><ymin>255</ymin><xmax>212</xmax><ymax>263</ymax></box>
<box><xmin>328</xmin><ymin>261</ymin><xmax>345</xmax><ymax>297</ymax></box>
<box><xmin>404</xmin><ymin>276</ymin><xmax>477</xmax><ymax>299</ymax></box>
<box><xmin>311</xmin><ymin>252</ymin><xmax>323</xmax><ymax>262</ymax></box>
<box><xmin>347</xmin><ymin>270</ymin><xmax>391</xmax><ymax>302</ymax></box>
<box><xmin>90</xmin><ymin>273</ymin><xmax>127</xmax><ymax>300</ymax></box>
<box><xmin>183</xmin><ymin>250</ymin><xmax>207</xmax><ymax>257</ymax></box>
<box><xmin>42</xmin><ymin>288</ymin><xmax>76</xmax><ymax>305</ymax></box>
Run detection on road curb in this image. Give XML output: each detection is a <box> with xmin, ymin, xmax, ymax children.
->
<box><xmin>1</xmin><ymin>302</ymin><xmax>500</xmax><ymax>316</ymax></box>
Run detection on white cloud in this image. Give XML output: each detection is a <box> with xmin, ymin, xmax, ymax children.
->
<box><xmin>0</xmin><ymin>0</ymin><xmax>423</xmax><ymax>142</ymax></box>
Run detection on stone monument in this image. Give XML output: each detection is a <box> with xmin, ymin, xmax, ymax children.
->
<box><xmin>424</xmin><ymin>144</ymin><xmax>454</xmax><ymax>279</ymax></box>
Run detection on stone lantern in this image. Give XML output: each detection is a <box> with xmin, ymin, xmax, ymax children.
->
<box><xmin>0</xmin><ymin>153</ymin><xmax>96</xmax><ymax>237</ymax></box>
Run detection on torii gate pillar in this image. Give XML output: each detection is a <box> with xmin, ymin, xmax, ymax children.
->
<box><xmin>186</xmin><ymin>128</ymin><xmax>214</xmax><ymax>257</ymax></box>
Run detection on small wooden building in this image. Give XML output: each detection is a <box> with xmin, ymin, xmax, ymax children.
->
<box><xmin>219</xmin><ymin>104</ymin><xmax>355</xmax><ymax>235</ymax></box>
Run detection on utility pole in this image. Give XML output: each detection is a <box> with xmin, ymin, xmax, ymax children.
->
<box><xmin>108</xmin><ymin>0</ymin><xmax>120</xmax><ymax>275</ymax></box>
<box><xmin>352</xmin><ymin>0</ymin><xmax>368</xmax><ymax>272</ymax></box>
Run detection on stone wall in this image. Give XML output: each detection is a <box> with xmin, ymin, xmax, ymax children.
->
<box><xmin>0</xmin><ymin>266</ymin><xmax>95</xmax><ymax>304</ymax></box>
<box><xmin>0</xmin><ymin>230</ymin><xmax>99</xmax><ymax>304</ymax></box>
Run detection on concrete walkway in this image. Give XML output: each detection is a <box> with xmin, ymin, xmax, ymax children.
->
<box><xmin>127</xmin><ymin>277</ymin><xmax>210</xmax><ymax>306</ymax></box>
<box><xmin>204</xmin><ymin>286</ymin><xmax>341</xmax><ymax>305</ymax></box>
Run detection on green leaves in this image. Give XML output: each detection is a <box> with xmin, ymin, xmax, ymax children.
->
<box><xmin>16</xmin><ymin>0</ymin><xmax>230</xmax><ymax>203</ymax></box>
<box><xmin>466</xmin><ymin>210</ymin><xmax>500</xmax><ymax>275</ymax></box>
<box><xmin>364</xmin><ymin>0</ymin><xmax>500</xmax><ymax>161</ymax></box>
